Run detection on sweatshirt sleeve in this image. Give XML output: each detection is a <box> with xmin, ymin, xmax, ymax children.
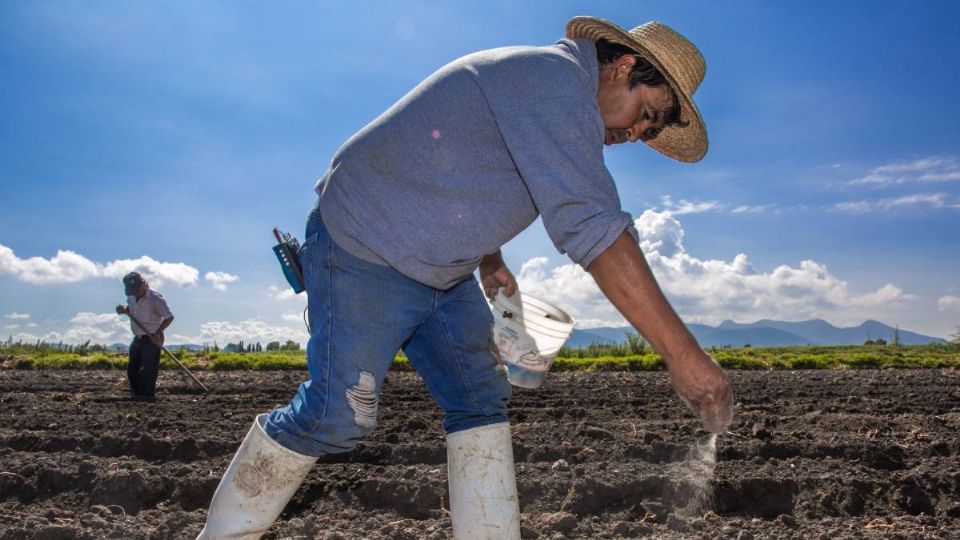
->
<box><xmin>495</xmin><ymin>97</ymin><xmax>638</xmax><ymax>269</ymax></box>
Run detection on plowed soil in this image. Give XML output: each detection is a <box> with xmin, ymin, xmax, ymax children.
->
<box><xmin>1</xmin><ymin>367</ymin><xmax>959</xmax><ymax>539</ymax></box>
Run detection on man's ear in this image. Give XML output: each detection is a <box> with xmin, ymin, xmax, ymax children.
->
<box><xmin>614</xmin><ymin>54</ymin><xmax>637</xmax><ymax>80</ymax></box>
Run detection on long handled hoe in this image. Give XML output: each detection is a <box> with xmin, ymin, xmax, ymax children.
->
<box><xmin>124</xmin><ymin>312</ymin><xmax>211</xmax><ymax>393</ymax></box>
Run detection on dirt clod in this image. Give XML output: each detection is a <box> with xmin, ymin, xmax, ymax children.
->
<box><xmin>538</xmin><ymin>511</ymin><xmax>578</xmax><ymax>533</ymax></box>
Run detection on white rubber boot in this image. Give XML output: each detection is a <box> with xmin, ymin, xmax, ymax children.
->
<box><xmin>446</xmin><ymin>422</ymin><xmax>521</xmax><ymax>540</ymax></box>
<box><xmin>197</xmin><ymin>414</ymin><xmax>317</xmax><ymax>539</ymax></box>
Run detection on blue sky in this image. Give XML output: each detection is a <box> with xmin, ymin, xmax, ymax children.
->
<box><xmin>2</xmin><ymin>1</ymin><xmax>958</xmax><ymax>345</ymax></box>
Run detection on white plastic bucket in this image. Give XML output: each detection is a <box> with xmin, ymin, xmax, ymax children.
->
<box><xmin>490</xmin><ymin>289</ymin><xmax>574</xmax><ymax>389</ymax></box>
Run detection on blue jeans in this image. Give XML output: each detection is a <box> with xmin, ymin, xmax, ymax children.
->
<box><xmin>264</xmin><ymin>205</ymin><xmax>511</xmax><ymax>457</ymax></box>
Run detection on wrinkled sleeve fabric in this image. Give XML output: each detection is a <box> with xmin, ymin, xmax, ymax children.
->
<box><xmin>496</xmin><ymin>97</ymin><xmax>639</xmax><ymax>269</ymax></box>
<box><xmin>153</xmin><ymin>293</ymin><xmax>174</xmax><ymax>320</ymax></box>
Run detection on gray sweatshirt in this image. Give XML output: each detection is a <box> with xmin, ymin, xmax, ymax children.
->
<box><xmin>316</xmin><ymin>38</ymin><xmax>638</xmax><ymax>290</ymax></box>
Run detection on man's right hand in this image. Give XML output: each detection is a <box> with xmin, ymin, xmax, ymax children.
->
<box><xmin>587</xmin><ymin>232</ymin><xmax>736</xmax><ymax>435</ymax></box>
<box><xmin>116</xmin><ymin>305</ymin><xmax>128</xmax><ymax>315</ymax></box>
<box><xmin>479</xmin><ymin>250</ymin><xmax>517</xmax><ymax>301</ymax></box>
<box><xmin>667</xmin><ymin>350</ymin><xmax>734</xmax><ymax>434</ymax></box>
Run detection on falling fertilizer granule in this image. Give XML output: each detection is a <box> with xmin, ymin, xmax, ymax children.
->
<box><xmin>674</xmin><ymin>433</ymin><xmax>718</xmax><ymax>517</ymax></box>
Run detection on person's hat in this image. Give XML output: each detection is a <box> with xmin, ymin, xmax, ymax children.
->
<box><xmin>566</xmin><ymin>16</ymin><xmax>708</xmax><ymax>162</ymax></box>
<box><xmin>123</xmin><ymin>272</ymin><xmax>145</xmax><ymax>296</ymax></box>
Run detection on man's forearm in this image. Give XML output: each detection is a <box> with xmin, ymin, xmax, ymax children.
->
<box><xmin>157</xmin><ymin>316</ymin><xmax>174</xmax><ymax>334</ymax></box>
<box><xmin>590</xmin><ymin>232</ymin><xmax>734</xmax><ymax>433</ymax></box>
<box><xmin>587</xmin><ymin>232</ymin><xmax>698</xmax><ymax>363</ymax></box>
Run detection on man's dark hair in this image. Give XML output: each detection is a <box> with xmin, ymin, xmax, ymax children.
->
<box><xmin>595</xmin><ymin>38</ymin><xmax>687</xmax><ymax>129</ymax></box>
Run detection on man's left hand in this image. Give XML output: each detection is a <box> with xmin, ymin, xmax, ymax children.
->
<box><xmin>150</xmin><ymin>332</ymin><xmax>165</xmax><ymax>348</ymax></box>
<box><xmin>479</xmin><ymin>251</ymin><xmax>517</xmax><ymax>301</ymax></box>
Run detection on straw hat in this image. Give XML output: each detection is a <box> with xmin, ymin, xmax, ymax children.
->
<box><xmin>566</xmin><ymin>16</ymin><xmax>708</xmax><ymax>162</ymax></box>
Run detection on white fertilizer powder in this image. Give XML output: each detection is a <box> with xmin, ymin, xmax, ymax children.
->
<box><xmin>674</xmin><ymin>433</ymin><xmax>718</xmax><ymax>517</ymax></box>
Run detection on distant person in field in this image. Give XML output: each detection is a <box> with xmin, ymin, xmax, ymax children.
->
<box><xmin>114</xmin><ymin>272</ymin><xmax>174</xmax><ymax>400</ymax></box>
<box><xmin>199</xmin><ymin>16</ymin><xmax>734</xmax><ymax>539</ymax></box>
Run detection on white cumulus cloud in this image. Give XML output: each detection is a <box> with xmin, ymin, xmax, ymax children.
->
<box><xmin>268</xmin><ymin>284</ymin><xmax>304</xmax><ymax>302</ymax></box>
<box><xmin>8</xmin><ymin>332</ymin><xmax>43</xmax><ymax>343</ymax></box>
<box><xmin>16</xmin><ymin>312</ymin><xmax>131</xmax><ymax>345</ymax></box>
<box><xmin>4</xmin><ymin>312</ymin><xmax>30</xmax><ymax>320</ymax></box>
<box><xmin>281</xmin><ymin>311</ymin><xmax>305</xmax><ymax>323</ymax></box>
<box><xmin>198</xmin><ymin>319</ymin><xmax>308</xmax><ymax>345</ymax></box>
<box><xmin>0</xmin><ymin>244</ymin><xmax>200</xmax><ymax>287</ymax></box>
<box><xmin>62</xmin><ymin>312</ymin><xmax>130</xmax><ymax>344</ymax></box>
<box><xmin>517</xmin><ymin>256</ymin><xmax>625</xmax><ymax>328</ymax></box>
<box><xmin>517</xmin><ymin>210</ymin><xmax>917</xmax><ymax>329</ymax></box>
<box><xmin>101</xmin><ymin>256</ymin><xmax>198</xmax><ymax>287</ymax></box>
<box><xmin>0</xmin><ymin>245</ymin><xmax>99</xmax><ymax>284</ymax></box>
<box><xmin>168</xmin><ymin>333</ymin><xmax>198</xmax><ymax>344</ymax></box>
<box><xmin>939</xmin><ymin>295</ymin><xmax>960</xmax><ymax>312</ymax></box>
<box><xmin>70</xmin><ymin>312</ymin><xmax>123</xmax><ymax>326</ymax></box>
<box><xmin>205</xmin><ymin>271</ymin><xmax>239</xmax><ymax>291</ymax></box>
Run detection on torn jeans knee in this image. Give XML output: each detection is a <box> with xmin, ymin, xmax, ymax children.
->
<box><xmin>346</xmin><ymin>371</ymin><xmax>379</xmax><ymax>429</ymax></box>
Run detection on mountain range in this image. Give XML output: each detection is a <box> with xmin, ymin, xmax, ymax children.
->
<box><xmin>108</xmin><ymin>319</ymin><xmax>944</xmax><ymax>351</ymax></box>
<box><xmin>566</xmin><ymin>319</ymin><xmax>946</xmax><ymax>348</ymax></box>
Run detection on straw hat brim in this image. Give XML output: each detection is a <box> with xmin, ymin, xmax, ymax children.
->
<box><xmin>566</xmin><ymin>16</ymin><xmax>708</xmax><ymax>163</ymax></box>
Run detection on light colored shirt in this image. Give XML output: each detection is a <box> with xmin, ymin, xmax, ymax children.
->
<box><xmin>127</xmin><ymin>289</ymin><xmax>173</xmax><ymax>336</ymax></box>
<box><xmin>316</xmin><ymin>38</ymin><xmax>638</xmax><ymax>290</ymax></box>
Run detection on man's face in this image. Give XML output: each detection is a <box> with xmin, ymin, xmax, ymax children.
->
<box><xmin>127</xmin><ymin>282</ymin><xmax>147</xmax><ymax>299</ymax></box>
<box><xmin>596</xmin><ymin>56</ymin><xmax>675</xmax><ymax>146</ymax></box>
<box><xmin>603</xmin><ymin>84</ymin><xmax>674</xmax><ymax>145</ymax></box>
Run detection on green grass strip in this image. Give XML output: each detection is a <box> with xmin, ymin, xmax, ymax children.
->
<box><xmin>2</xmin><ymin>344</ymin><xmax>958</xmax><ymax>371</ymax></box>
